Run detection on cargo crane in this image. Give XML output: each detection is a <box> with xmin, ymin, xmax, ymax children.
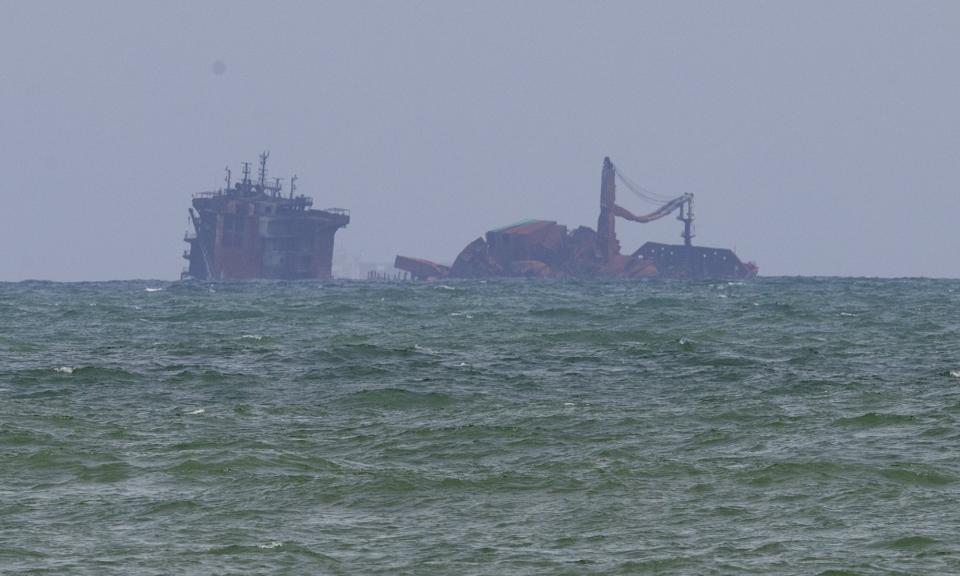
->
<box><xmin>394</xmin><ymin>157</ymin><xmax>757</xmax><ymax>280</ymax></box>
<box><xmin>597</xmin><ymin>157</ymin><xmax>695</xmax><ymax>263</ymax></box>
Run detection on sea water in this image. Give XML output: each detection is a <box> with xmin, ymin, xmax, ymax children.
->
<box><xmin>1</xmin><ymin>278</ymin><xmax>958</xmax><ymax>574</ymax></box>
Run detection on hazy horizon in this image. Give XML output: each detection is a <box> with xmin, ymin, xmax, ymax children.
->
<box><xmin>3</xmin><ymin>1</ymin><xmax>959</xmax><ymax>281</ymax></box>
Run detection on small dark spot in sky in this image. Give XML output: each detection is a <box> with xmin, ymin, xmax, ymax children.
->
<box><xmin>212</xmin><ymin>60</ymin><xmax>227</xmax><ymax>76</ymax></box>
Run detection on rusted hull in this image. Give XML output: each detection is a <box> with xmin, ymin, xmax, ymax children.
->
<box><xmin>187</xmin><ymin>209</ymin><xmax>347</xmax><ymax>280</ymax></box>
<box><xmin>183</xmin><ymin>155</ymin><xmax>349</xmax><ymax>280</ymax></box>
<box><xmin>393</xmin><ymin>256</ymin><xmax>450</xmax><ymax>281</ymax></box>
<box><xmin>394</xmin><ymin>157</ymin><xmax>757</xmax><ymax>281</ymax></box>
<box><xmin>396</xmin><ymin>235</ymin><xmax>755</xmax><ymax>281</ymax></box>
<box><xmin>632</xmin><ymin>242</ymin><xmax>757</xmax><ymax>280</ymax></box>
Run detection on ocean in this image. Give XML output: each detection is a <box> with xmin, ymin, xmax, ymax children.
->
<box><xmin>1</xmin><ymin>278</ymin><xmax>958</xmax><ymax>575</ymax></box>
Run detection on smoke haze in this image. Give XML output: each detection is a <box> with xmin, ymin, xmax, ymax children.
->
<box><xmin>2</xmin><ymin>1</ymin><xmax>958</xmax><ymax>280</ymax></box>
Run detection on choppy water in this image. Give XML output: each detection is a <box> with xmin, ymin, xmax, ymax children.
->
<box><xmin>1</xmin><ymin>278</ymin><xmax>959</xmax><ymax>575</ymax></box>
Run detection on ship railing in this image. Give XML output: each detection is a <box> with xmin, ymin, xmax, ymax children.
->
<box><xmin>324</xmin><ymin>208</ymin><xmax>350</xmax><ymax>216</ymax></box>
<box><xmin>193</xmin><ymin>190</ymin><xmax>222</xmax><ymax>198</ymax></box>
<box><xmin>184</xmin><ymin>231</ymin><xmax>196</xmax><ymax>241</ymax></box>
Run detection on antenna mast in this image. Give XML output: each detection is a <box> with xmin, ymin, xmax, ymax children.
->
<box><xmin>258</xmin><ymin>151</ymin><xmax>270</xmax><ymax>187</ymax></box>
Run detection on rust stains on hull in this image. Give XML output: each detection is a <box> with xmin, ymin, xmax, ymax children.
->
<box><xmin>396</xmin><ymin>157</ymin><xmax>757</xmax><ymax>281</ymax></box>
<box><xmin>183</xmin><ymin>153</ymin><xmax>349</xmax><ymax>280</ymax></box>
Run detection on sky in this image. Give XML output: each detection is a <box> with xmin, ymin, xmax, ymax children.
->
<box><xmin>2</xmin><ymin>0</ymin><xmax>959</xmax><ymax>280</ymax></box>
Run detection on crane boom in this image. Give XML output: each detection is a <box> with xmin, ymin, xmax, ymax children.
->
<box><xmin>611</xmin><ymin>194</ymin><xmax>691</xmax><ymax>224</ymax></box>
<box><xmin>604</xmin><ymin>159</ymin><xmax>697</xmax><ymax>247</ymax></box>
<box><xmin>598</xmin><ymin>157</ymin><xmax>699</xmax><ymax>262</ymax></box>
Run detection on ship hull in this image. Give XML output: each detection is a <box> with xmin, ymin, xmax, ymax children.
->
<box><xmin>184</xmin><ymin>169</ymin><xmax>349</xmax><ymax>281</ymax></box>
<box><xmin>632</xmin><ymin>242</ymin><xmax>758</xmax><ymax>280</ymax></box>
<box><xmin>187</xmin><ymin>206</ymin><xmax>348</xmax><ymax>280</ymax></box>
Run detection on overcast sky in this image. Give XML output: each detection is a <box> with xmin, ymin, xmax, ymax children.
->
<box><xmin>2</xmin><ymin>1</ymin><xmax>958</xmax><ymax>280</ymax></box>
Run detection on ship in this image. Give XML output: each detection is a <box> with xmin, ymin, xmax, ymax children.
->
<box><xmin>395</xmin><ymin>157</ymin><xmax>757</xmax><ymax>280</ymax></box>
<box><xmin>182</xmin><ymin>152</ymin><xmax>349</xmax><ymax>280</ymax></box>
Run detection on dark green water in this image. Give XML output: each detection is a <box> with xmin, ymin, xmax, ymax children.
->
<box><xmin>1</xmin><ymin>278</ymin><xmax>959</xmax><ymax>575</ymax></box>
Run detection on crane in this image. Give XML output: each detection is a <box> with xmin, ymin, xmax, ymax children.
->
<box><xmin>597</xmin><ymin>157</ymin><xmax>695</xmax><ymax>264</ymax></box>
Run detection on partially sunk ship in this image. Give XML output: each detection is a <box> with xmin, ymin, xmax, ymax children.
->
<box><xmin>395</xmin><ymin>157</ymin><xmax>757</xmax><ymax>280</ymax></box>
<box><xmin>183</xmin><ymin>152</ymin><xmax>349</xmax><ymax>280</ymax></box>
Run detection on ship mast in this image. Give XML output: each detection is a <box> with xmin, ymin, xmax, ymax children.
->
<box><xmin>678</xmin><ymin>197</ymin><xmax>695</xmax><ymax>247</ymax></box>
<box><xmin>258</xmin><ymin>151</ymin><xmax>270</xmax><ymax>188</ymax></box>
<box><xmin>596</xmin><ymin>157</ymin><xmax>619</xmax><ymax>262</ymax></box>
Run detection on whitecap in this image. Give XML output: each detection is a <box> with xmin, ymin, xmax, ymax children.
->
<box><xmin>55</xmin><ymin>366</ymin><xmax>74</xmax><ymax>374</ymax></box>
<box><xmin>840</xmin><ymin>312</ymin><xmax>857</xmax><ymax>317</ymax></box>
<box><xmin>258</xmin><ymin>541</ymin><xmax>282</xmax><ymax>549</ymax></box>
<box><xmin>240</xmin><ymin>334</ymin><xmax>263</xmax><ymax>340</ymax></box>
<box><xmin>187</xmin><ymin>408</ymin><xmax>205</xmax><ymax>415</ymax></box>
<box><xmin>145</xmin><ymin>287</ymin><xmax>163</xmax><ymax>292</ymax></box>
<box><xmin>437</xmin><ymin>285</ymin><xmax>456</xmax><ymax>291</ymax></box>
<box><xmin>949</xmin><ymin>370</ymin><xmax>960</xmax><ymax>378</ymax></box>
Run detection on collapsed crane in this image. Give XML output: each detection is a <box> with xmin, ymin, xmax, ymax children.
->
<box><xmin>597</xmin><ymin>156</ymin><xmax>696</xmax><ymax>263</ymax></box>
<box><xmin>395</xmin><ymin>157</ymin><xmax>757</xmax><ymax>280</ymax></box>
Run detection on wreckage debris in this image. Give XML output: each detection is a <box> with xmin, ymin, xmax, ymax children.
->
<box><xmin>396</xmin><ymin>157</ymin><xmax>757</xmax><ymax>281</ymax></box>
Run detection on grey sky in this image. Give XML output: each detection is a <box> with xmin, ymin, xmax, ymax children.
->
<box><xmin>2</xmin><ymin>1</ymin><xmax>958</xmax><ymax>280</ymax></box>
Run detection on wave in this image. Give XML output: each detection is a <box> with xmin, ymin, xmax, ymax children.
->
<box><xmin>528</xmin><ymin>307</ymin><xmax>602</xmax><ymax>320</ymax></box>
<box><xmin>339</xmin><ymin>388</ymin><xmax>456</xmax><ymax>409</ymax></box>
<box><xmin>6</xmin><ymin>366</ymin><xmax>142</xmax><ymax>386</ymax></box>
<box><xmin>204</xmin><ymin>542</ymin><xmax>337</xmax><ymax>562</ymax></box>
<box><xmin>879</xmin><ymin>465</ymin><xmax>955</xmax><ymax>486</ymax></box>
<box><xmin>875</xmin><ymin>535</ymin><xmax>939</xmax><ymax>550</ymax></box>
<box><xmin>833</xmin><ymin>412</ymin><xmax>918</xmax><ymax>427</ymax></box>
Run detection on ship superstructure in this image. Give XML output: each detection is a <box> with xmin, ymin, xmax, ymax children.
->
<box><xmin>183</xmin><ymin>152</ymin><xmax>349</xmax><ymax>280</ymax></box>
